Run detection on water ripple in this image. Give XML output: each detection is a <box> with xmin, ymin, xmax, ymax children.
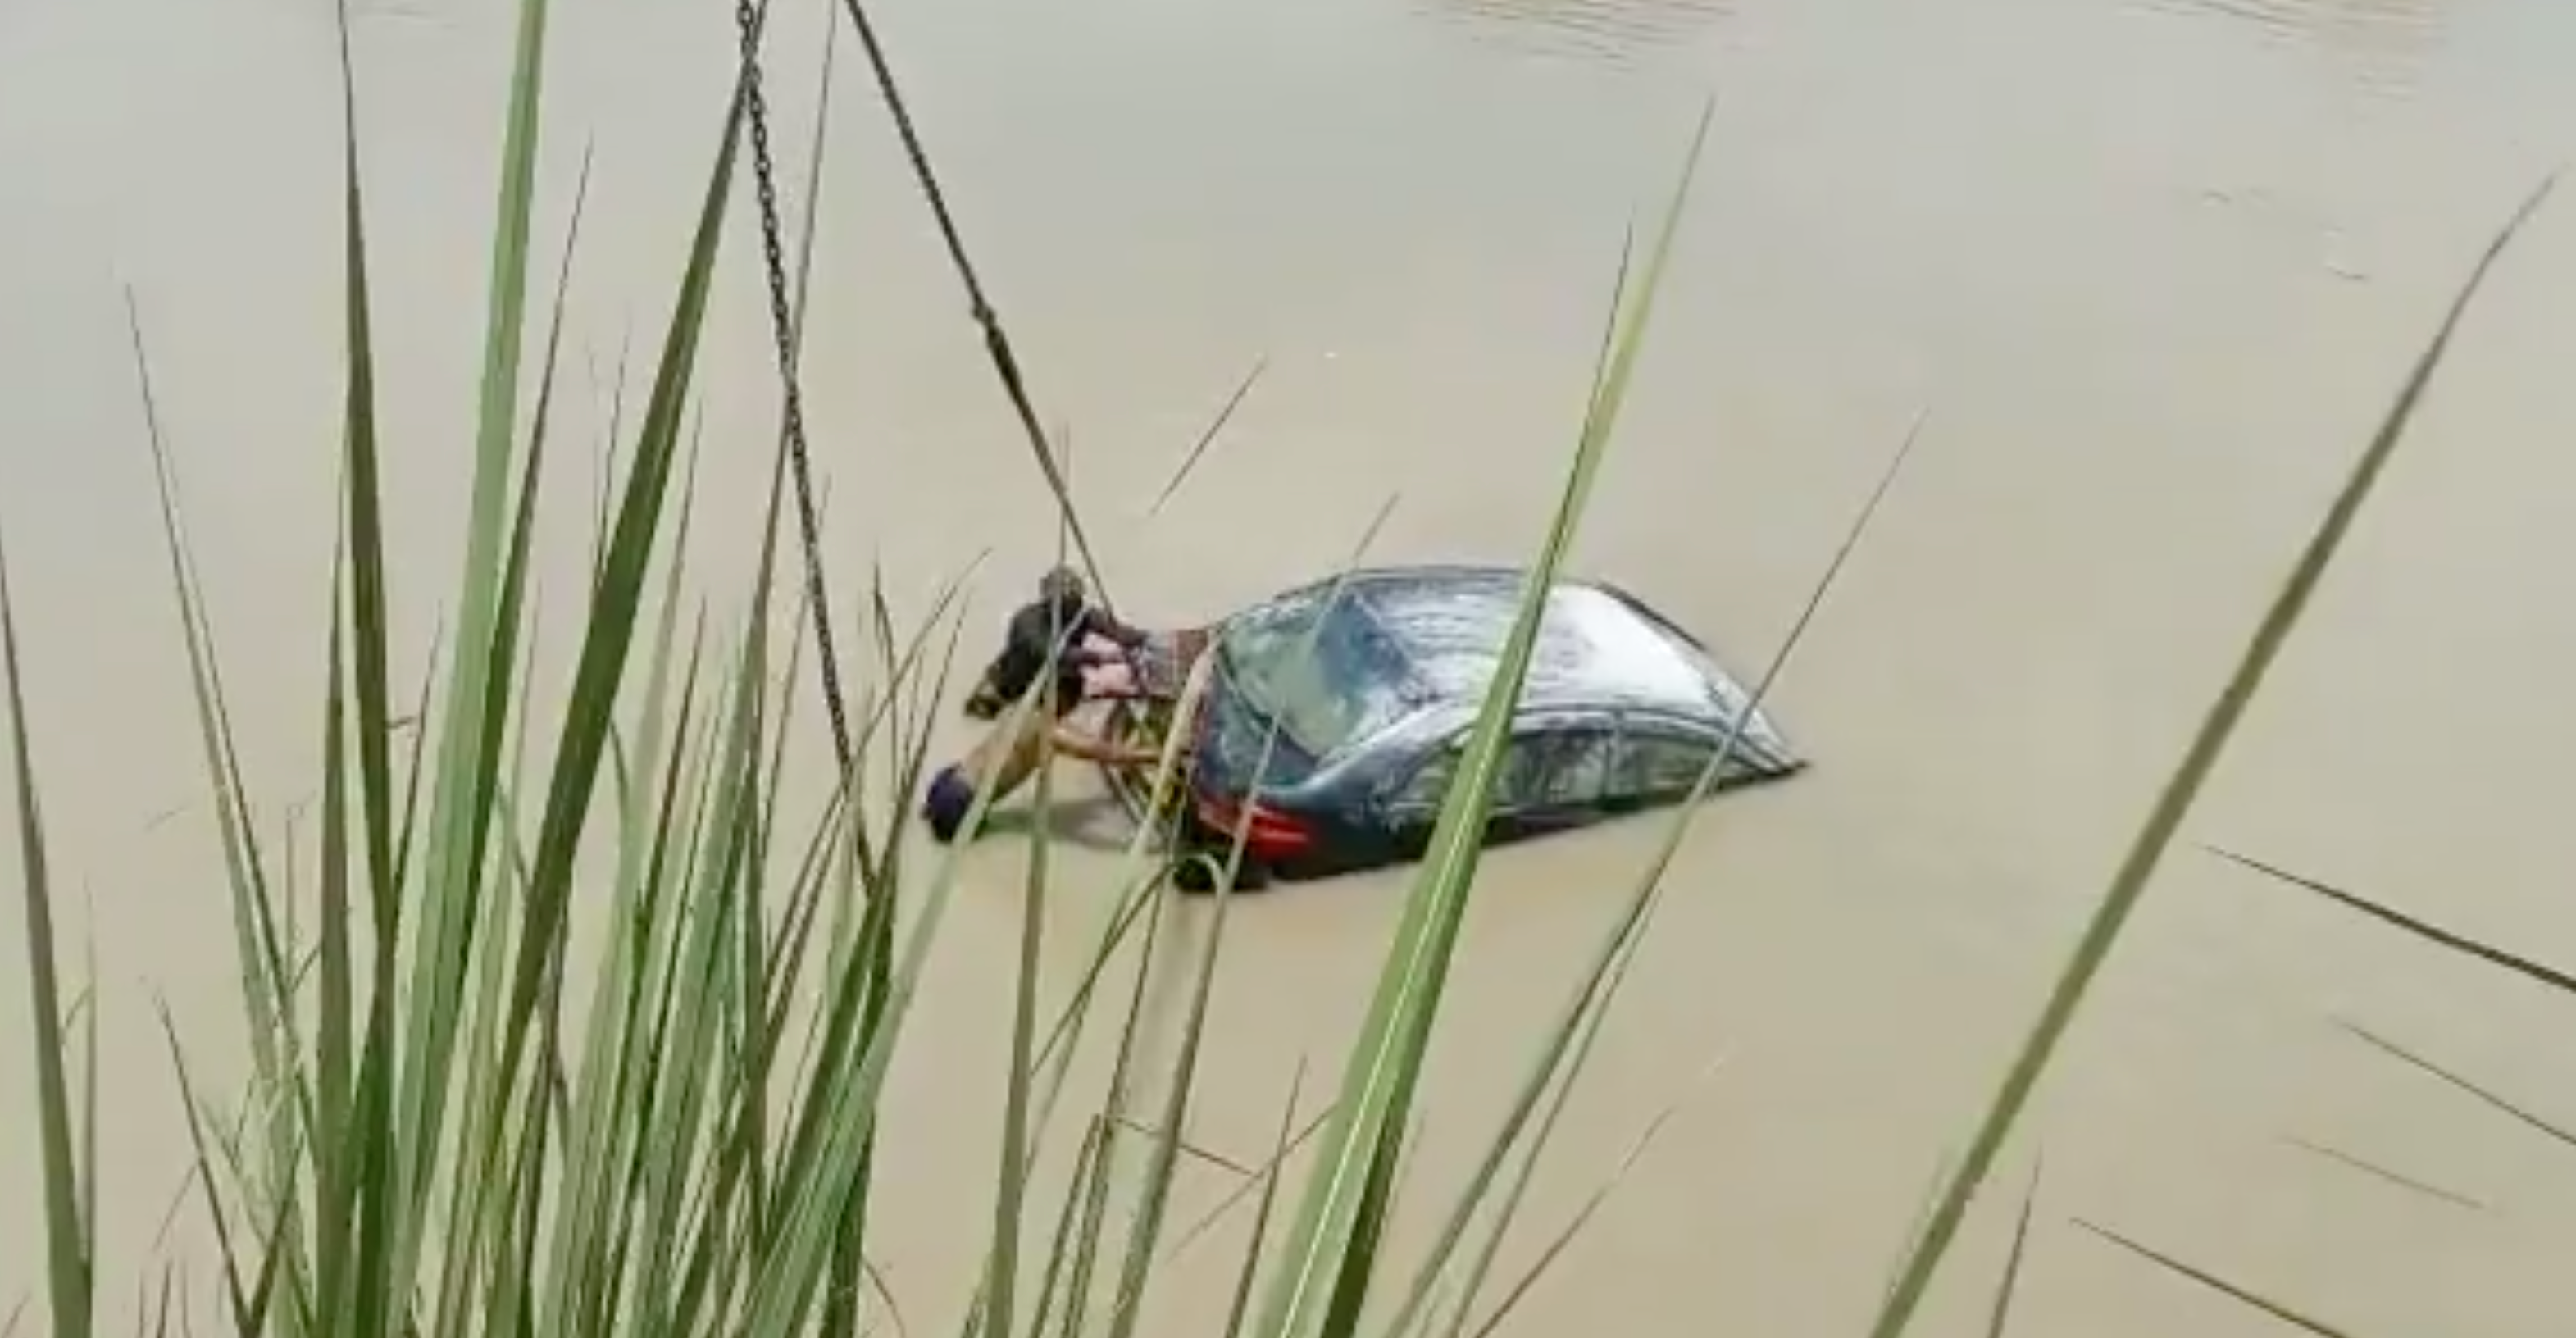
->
<box><xmin>2123</xmin><ymin>0</ymin><xmax>2455</xmax><ymax>93</ymax></box>
<box><xmin>1409</xmin><ymin>0</ymin><xmax>1734</xmax><ymax>69</ymax></box>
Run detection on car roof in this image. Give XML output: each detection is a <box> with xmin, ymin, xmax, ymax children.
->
<box><xmin>1252</xmin><ymin>563</ymin><xmax>1795</xmax><ymax>763</ymax></box>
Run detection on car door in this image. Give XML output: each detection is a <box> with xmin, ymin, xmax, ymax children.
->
<box><xmin>1491</xmin><ymin>720</ymin><xmax>1617</xmax><ymax>838</ymax></box>
<box><xmin>1378</xmin><ymin>718</ymin><xmax>1617</xmax><ymax>848</ymax></box>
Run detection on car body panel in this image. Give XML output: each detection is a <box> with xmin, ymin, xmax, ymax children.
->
<box><xmin>1134</xmin><ymin>564</ymin><xmax>1805</xmax><ymax>883</ymax></box>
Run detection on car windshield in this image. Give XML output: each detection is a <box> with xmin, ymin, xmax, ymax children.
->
<box><xmin>1217</xmin><ymin>589</ymin><xmax>1411</xmax><ymax>762</ymax></box>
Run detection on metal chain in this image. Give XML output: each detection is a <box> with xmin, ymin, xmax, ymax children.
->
<box><xmin>735</xmin><ymin>0</ymin><xmax>861</xmax><ymax>801</ymax></box>
<box><xmin>826</xmin><ymin>0</ymin><xmax>1117</xmax><ymax>620</ymax></box>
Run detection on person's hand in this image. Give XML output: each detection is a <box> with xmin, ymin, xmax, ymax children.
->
<box><xmin>1131</xmin><ymin>739</ymin><xmax>1187</xmax><ymax>771</ymax></box>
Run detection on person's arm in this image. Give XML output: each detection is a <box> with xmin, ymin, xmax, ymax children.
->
<box><xmin>1065</xmin><ymin>637</ymin><xmax>1124</xmax><ymax>668</ymax></box>
<box><xmin>1030</xmin><ymin>605</ymin><xmax>1124</xmax><ymax>667</ymax></box>
<box><xmin>1048</xmin><ymin>722</ymin><xmax>1164</xmax><ymax>769</ymax></box>
<box><xmin>1081</xmin><ymin>606</ymin><xmax>1149</xmax><ymax>649</ymax></box>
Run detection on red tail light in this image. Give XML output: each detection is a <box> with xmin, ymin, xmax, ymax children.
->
<box><xmin>1193</xmin><ymin>791</ymin><xmax>1315</xmax><ymax>859</ymax></box>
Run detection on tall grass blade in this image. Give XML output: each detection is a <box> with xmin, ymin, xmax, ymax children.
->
<box><xmin>1429</xmin><ymin>1041</ymin><xmax>1727</xmax><ymax>1338</ymax></box>
<box><xmin>388</xmin><ymin>626</ymin><xmax>442</xmax><ymax>898</ymax></box>
<box><xmin>474</xmin><ymin>0</ymin><xmax>759</xmax><ymax>1254</ymax></box>
<box><xmin>965</xmin><ymin>477</ymin><xmax>1079</xmax><ymax>1338</ymax></box>
<box><xmin>2280</xmin><ymin>1136</ymin><xmax>2486</xmax><ymax>1212</ymax></box>
<box><xmin>590</xmin><ymin>335</ymin><xmax>635</xmax><ymax>589</ymax></box>
<box><xmin>670</xmin><ymin>357</ymin><xmax>800</xmax><ymax>1338</ymax></box>
<box><xmin>1447</xmin><ymin>413</ymin><xmax>1922</xmax><ymax>1338</ymax></box>
<box><xmin>1216</xmin><ymin>1064</ymin><xmax>1313</xmax><ymax>1338</ymax></box>
<box><xmin>0</xmin><ymin>530</ymin><xmax>89</xmax><ymax>1336</ymax></box>
<box><xmin>1254</xmin><ymin>102</ymin><xmax>1714</xmax><ymax>1338</ymax></box>
<box><xmin>743</xmin><ymin>576</ymin><xmax>965</xmax><ymax>1101</ymax></box>
<box><xmin>1865</xmin><ymin>173</ymin><xmax>2559</xmax><ymax>1338</ymax></box>
<box><xmin>389</xmin><ymin>0</ymin><xmax>561</xmax><ymax>1297</ymax></box>
<box><xmin>161</xmin><ymin>1008</ymin><xmax>255</xmax><ymax>1332</ymax></box>
<box><xmin>752</xmin><ymin>612</ymin><xmax>969</xmax><ymax>1334</ymax></box>
<box><xmin>497</xmin><ymin>933</ymin><xmax>567</xmax><ymax>1338</ymax></box>
<box><xmin>125</xmin><ymin>291</ymin><xmax>282</xmax><ymax>1019</ymax></box>
<box><xmin>571</xmin><ymin>626</ymin><xmax>713</xmax><ymax>1338</ymax></box>
<box><xmin>1104</xmin><ymin>1117</ymin><xmax>1268</xmax><ymax>1178</ymax></box>
<box><xmin>1314</xmin><ymin>1110</ymin><xmax>1404</xmax><ymax>1338</ymax></box>
<box><xmin>1026</xmin><ymin>1119</ymin><xmax>1110</xmax><ymax>1338</ymax></box>
<box><xmin>487</xmin><ymin>627</ymin><xmax>556</xmax><ymax>1335</ymax></box>
<box><xmin>78</xmin><ymin>922</ymin><xmax>98</xmax><ymax>1328</ymax></box>
<box><xmin>2334</xmin><ymin>1019</ymin><xmax>2576</xmax><ymax>1149</ymax></box>
<box><xmin>976</xmin><ymin>738</ymin><xmax>1053</xmax><ymax>1338</ymax></box>
<box><xmin>241</xmin><ymin>1137</ymin><xmax>308</xmax><ymax>1338</ymax></box>
<box><xmin>751</xmin><ymin>585</ymin><xmax>972</xmax><ymax>1263</ymax></box>
<box><xmin>148</xmin><ymin>1266</ymin><xmax>177</xmax><ymax>1338</ymax></box>
<box><xmin>1162</xmin><ymin>1105</ymin><xmax>1337</xmax><ymax>1272</ymax></box>
<box><xmin>1457</xmin><ymin>1081</ymin><xmax>1705</xmax><ymax>1338</ymax></box>
<box><xmin>327</xmin><ymin>0</ymin><xmax>396</xmax><ymax>931</ymax></box>
<box><xmin>1023</xmin><ymin>635</ymin><xmax>1234</xmax><ymax>1167</ymax></box>
<box><xmin>1873</xmin><ymin>1146</ymin><xmax>1956</xmax><ymax>1308</ymax></box>
<box><xmin>322</xmin><ymin>4</ymin><xmax>413</xmax><ymax>1327</ymax></box>
<box><xmin>541</xmin><ymin>416</ymin><xmax>710</xmax><ymax>1338</ymax></box>
<box><xmin>791</xmin><ymin>0</ymin><xmax>841</xmax><ymax>358</ymax></box>
<box><xmin>2210</xmin><ymin>848</ymin><xmax>2576</xmax><ymax>996</ymax></box>
<box><xmin>1022</xmin><ymin>873</ymin><xmax>1158</xmax><ymax>1129</ymax></box>
<box><xmin>312</xmin><ymin>539</ymin><xmax>358</xmax><ymax>1333</ymax></box>
<box><xmin>127</xmin><ymin>293</ymin><xmax>317</xmax><ymax>1327</ymax></box>
<box><xmin>1145</xmin><ymin>357</ymin><xmax>1268</xmax><ymax>519</ymax></box>
<box><xmin>345</xmin><ymin>953</ymin><xmax>403</xmax><ymax>1334</ymax></box>
<box><xmin>1982</xmin><ymin>1161</ymin><xmax>2042</xmax><ymax>1338</ymax></box>
<box><xmin>1049</xmin><ymin>897</ymin><xmax>1176</xmax><ymax>1338</ymax></box>
<box><xmin>429</xmin><ymin>135</ymin><xmax>595</xmax><ymax>1338</ymax></box>
<box><xmin>1099</xmin><ymin>849</ymin><xmax>1246</xmax><ymax>1338</ymax></box>
<box><xmin>634</xmin><ymin>623</ymin><xmax>769</xmax><ymax>1336</ymax></box>
<box><xmin>2073</xmin><ymin>1222</ymin><xmax>2360</xmax><ymax>1337</ymax></box>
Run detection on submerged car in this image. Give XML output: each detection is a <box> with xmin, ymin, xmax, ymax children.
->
<box><xmin>1109</xmin><ymin>564</ymin><xmax>1805</xmax><ymax>891</ymax></box>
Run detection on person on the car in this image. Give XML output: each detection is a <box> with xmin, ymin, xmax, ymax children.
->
<box><xmin>920</xmin><ymin>679</ymin><xmax>1173</xmax><ymax>844</ymax></box>
<box><xmin>963</xmin><ymin>565</ymin><xmax>1153</xmax><ymax>719</ymax></box>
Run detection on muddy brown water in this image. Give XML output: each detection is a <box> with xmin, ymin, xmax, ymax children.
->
<box><xmin>7</xmin><ymin>0</ymin><xmax>2576</xmax><ymax>1331</ymax></box>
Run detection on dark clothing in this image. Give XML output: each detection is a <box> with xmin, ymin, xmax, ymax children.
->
<box><xmin>922</xmin><ymin>764</ymin><xmax>976</xmax><ymax>843</ymax></box>
<box><xmin>982</xmin><ymin>597</ymin><xmax>1142</xmax><ymax>717</ymax></box>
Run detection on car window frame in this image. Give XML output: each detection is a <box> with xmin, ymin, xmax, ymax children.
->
<box><xmin>1499</xmin><ymin>717</ymin><xmax>1616</xmax><ymax>816</ymax></box>
<box><xmin>1382</xmin><ymin>712</ymin><xmax>1622</xmax><ymax>823</ymax></box>
<box><xmin>1609</xmin><ymin>713</ymin><xmax>1726</xmax><ymax>803</ymax></box>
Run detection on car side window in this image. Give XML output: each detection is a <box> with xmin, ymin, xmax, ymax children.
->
<box><xmin>1393</xmin><ymin>740</ymin><xmax>1463</xmax><ymax>813</ymax></box>
<box><xmin>1614</xmin><ymin>728</ymin><xmax>1718</xmax><ymax>801</ymax></box>
<box><xmin>1495</xmin><ymin>726</ymin><xmax>1614</xmax><ymax>811</ymax></box>
<box><xmin>1393</xmin><ymin>726</ymin><xmax>1619</xmax><ymax>816</ymax></box>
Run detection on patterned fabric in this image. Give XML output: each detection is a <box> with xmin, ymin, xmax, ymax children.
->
<box><xmin>1136</xmin><ymin>633</ymin><xmax>1190</xmax><ymax>699</ymax></box>
<box><xmin>1146</xmin><ymin>626</ymin><xmax>1217</xmax><ymax>697</ymax></box>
